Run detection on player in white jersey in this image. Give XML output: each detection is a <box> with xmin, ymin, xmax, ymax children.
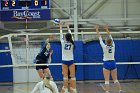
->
<box><xmin>59</xmin><ymin>23</ymin><xmax>77</xmax><ymax>93</ymax></box>
<box><xmin>95</xmin><ymin>24</ymin><xmax>123</xmax><ymax>93</ymax></box>
<box><xmin>31</xmin><ymin>73</ymin><xmax>59</xmax><ymax>93</ymax></box>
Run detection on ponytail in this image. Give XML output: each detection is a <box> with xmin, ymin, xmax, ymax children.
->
<box><xmin>65</xmin><ymin>33</ymin><xmax>75</xmax><ymax>50</ymax></box>
<box><xmin>70</xmin><ymin>39</ymin><xmax>75</xmax><ymax>50</ymax></box>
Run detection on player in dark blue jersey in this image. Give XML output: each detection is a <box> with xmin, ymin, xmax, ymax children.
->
<box><xmin>34</xmin><ymin>38</ymin><xmax>53</xmax><ymax>79</ymax></box>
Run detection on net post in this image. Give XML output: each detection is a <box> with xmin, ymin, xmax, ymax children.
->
<box><xmin>8</xmin><ymin>34</ymin><xmax>16</xmax><ymax>65</ymax></box>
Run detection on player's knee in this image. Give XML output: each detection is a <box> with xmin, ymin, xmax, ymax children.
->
<box><xmin>63</xmin><ymin>77</ymin><xmax>68</xmax><ymax>80</ymax></box>
<box><xmin>69</xmin><ymin>74</ymin><xmax>76</xmax><ymax>80</ymax></box>
<box><xmin>105</xmin><ymin>81</ymin><xmax>109</xmax><ymax>85</ymax></box>
<box><xmin>114</xmin><ymin>80</ymin><xmax>119</xmax><ymax>84</ymax></box>
<box><xmin>70</xmin><ymin>77</ymin><xmax>76</xmax><ymax>80</ymax></box>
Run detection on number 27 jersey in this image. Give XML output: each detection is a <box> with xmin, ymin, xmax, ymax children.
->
<box><xmin>61</xmin><ymin>40</ymin><xmax>74</xmax><ymax>61</ymax></box>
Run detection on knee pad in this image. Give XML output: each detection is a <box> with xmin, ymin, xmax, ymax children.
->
<box><xmin>114</xmin><ymin>80</ymin><xmax>119</xmax><ymax>84</ymax></box>
<box><xmin>105</xmin><ymin>81</ymin><xmax>109</xmax><ymax>85</ymax></box>
<box><xmin>63</xmin><ymin>77</ymin><xmax>68</xmax><ymax>80</ymax></box>
<box><xmin>63</xmin><ymin>77</ymin><xmax>68</xmax><ymax>88</ymax></box>
<box><xmin>70</xmin><ymin>77</ymin><xmax>76</xmax><ymax>80</ymax></box>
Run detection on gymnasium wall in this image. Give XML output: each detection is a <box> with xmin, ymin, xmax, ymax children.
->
<box><xmin>0</xmin><ymin>40</ymin><xmax>140</xmax><ymax>82</ymax></box>
<box><xmin>0</xmin><ymin>43</ymin><xmax>13</xmax><ymax>82</ymax></box>
<box><xmin>49</xmin><ymin>40</ymin><xmax>140</xmax><ymax>81</ymax></box>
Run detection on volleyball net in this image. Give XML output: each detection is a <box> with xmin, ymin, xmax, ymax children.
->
<box><xmin>0</xmin><ymin>32</ymin><xmax>140</xmax><ymax>82</ymax></box>
<box><xmin>0</xmin><ymin>32</ymin><xmax>140</xmax><ymax>66</ymax></box>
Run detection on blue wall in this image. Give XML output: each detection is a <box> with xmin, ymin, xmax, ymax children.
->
<box><xmin>0</xmin><ymin>43</ymin><xmax>13</xmax><ymax>82</ymax></box>
<box><xmin>50</xmin><ymin>40</ymin><xmax>140</xmax><ymax>80</ymax></box>
<box><xmin>0</xmin><ymin>40</ymin><xmax>140</xmax><ymax>82</ymax></box>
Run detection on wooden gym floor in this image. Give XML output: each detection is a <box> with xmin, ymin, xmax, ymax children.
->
<box><xmin>0</xmin><ymin>81</ymin><xmax>140</xmax><ymax>93</ymax></box>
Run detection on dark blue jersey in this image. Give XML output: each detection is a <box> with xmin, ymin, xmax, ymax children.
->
<box><xmin>36</xmin><ymin>43</ymin><xmax>51</xmax><ymax>63</ymax></box>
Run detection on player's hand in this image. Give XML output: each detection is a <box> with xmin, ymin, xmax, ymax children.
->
<box><xmin>95</xmin><ymin>24</ymin><xmax>99</xmax><ymax>30</ymax></box>
<box><xmin>104</xmin><ymin>24</ymin><xmax>109</xmax><ymax>30</ymax></box>
<box><xmin>64</xmin><ymin>22</ymin><xmax>69</xmax><ymax>26</ymax></box>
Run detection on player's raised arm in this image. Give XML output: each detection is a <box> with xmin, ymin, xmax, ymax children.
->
<box><xmin>95</xmin><ymin>24</ymin><xmax>101</xmax><ymax>38</ymax></box>
<box><xmin>95</xmin><ymin>24</ymin><xmax>106</xmax><ymax>48</ymax></box>
<box><xmin>104</xmin><ymin>24</ymin><xmax>114</xmax><ymax>46</ymax></box>
<box><xmin>59</xmin><ymin>23</ymin><xmax>64</xmax><ymax>41</ymax></box>
<box><xmin>66</xmin><ymin>23</ymin><xmax>74</xmax><ymax>40</ymax></box>
<box><xmin>66</xmin><ymin>23</ymin><xmax>72</xmax><ymax>33</ymax></box>
<box><xmin>104</xmin><ymin>24</ymin><xmax>111</xmax><ymax>35</ymax></box>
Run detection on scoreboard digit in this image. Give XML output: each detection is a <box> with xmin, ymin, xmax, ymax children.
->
<box><xmin>4</xmin><ymin>1</ymin><xmax>9</xmax><ymax>7</ymax></box>
<box><xmin>12</xmin><ymin>0</ymin><xmax>16</xmax><ymax>7</ymax></box>
<box><xmin>34</xmin><ymin>0</ymin><xmax>38</xmax><ymax>6</ymax></box>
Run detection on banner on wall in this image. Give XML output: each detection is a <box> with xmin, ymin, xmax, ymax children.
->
<box><xmin>1</xmin><ymin>10</ymin><xmax>50</xmax><ymax>21</ymax></box>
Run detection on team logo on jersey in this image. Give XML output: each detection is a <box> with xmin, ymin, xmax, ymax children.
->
<box><xmin>44</xmin><ymin>51</ymin><xmax>49</xmax><ymax>56</ymax></box>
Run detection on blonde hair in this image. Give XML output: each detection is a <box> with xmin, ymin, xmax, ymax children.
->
<box><xmin>43</xmin><ymin>73</ymin><xmax>54</xmax><ymax>93</ymax></box>
<box><xmin>105</xmin><ymin>38</ymin><xmax>112</xmax><ymax>46</ymax></box>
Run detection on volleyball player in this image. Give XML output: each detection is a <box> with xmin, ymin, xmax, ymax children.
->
<box><xmin>59</xmin><ymin>23</ymin><xmax>77</xmax><ymax>93</ymax></box>
<box><xmin>34</xmin><ymin>37</ymin><xmax>53</xmax><ymax>79</ymax></box>
<box><xmin>31</xmin><ymin>73</ymin><xmax>59</xmax><ymax>93</ymax></box>
<box><xmin>95</xmin><ymin>24</ymin><xmax>123</xmax><ymax>93</ymax></box>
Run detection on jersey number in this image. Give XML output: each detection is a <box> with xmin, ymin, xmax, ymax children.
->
<box><xmin>44</xmin><ymin>51</ymin><xmax>49</xmax><ymax>56</ymax></box>
<box><xmin>108</xmin><ymin>49</ymin><xmax>112</xmax><ymax>53</ymax></box>
<box><xmin>64</xmin><ymin>44</ymin><xmax>71</xmax><ymax>50</ymax></box>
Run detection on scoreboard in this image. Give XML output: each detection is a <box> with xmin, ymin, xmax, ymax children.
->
<box><xmin>1</xmin><ymin>0</ymin><xmax>49</xmax><ymax>10</ymax></box>
<box><xmin>0</xmin><ymin>0</ymin><xmax>51</xmax><ymax>21</ymax></box>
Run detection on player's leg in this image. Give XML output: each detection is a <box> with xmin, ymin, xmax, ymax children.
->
<box><xmin>43</xmin><ymin>66</ymin><xmax>53</xmax><ymax>80</ymax></box>
<box><xmin>37</xmin><ymin>69</ymin><xmax>45</xmax><ymax>79</ymax></box>
<box><xmin>35</xmin><ymin>60</ymin><xmax>46</xmax><ymax>79</ymax></box>
<box><xmin>111</xmin><ymin>69</ymin><xmax>122</xmax><ymax>93</ymax></box>
<box><xmin>61</xmin><ymin>64</ymin><xmax>69</xmax><ymax>93</ymax></box>
<box><xmin>103</xmin><ymin>68</ymin><xmax>110</xmax><ymax>93</ymax></box>
<box><xmin>69</xmin><ymin>64</ymin><xmax>77</xmax><ymax>93</ymax></box>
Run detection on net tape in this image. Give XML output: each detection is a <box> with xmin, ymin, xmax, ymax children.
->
<box><xmin>0</xmin><ymin>62</ymin><xmax>140</xmax><ymax>68</ymax></box>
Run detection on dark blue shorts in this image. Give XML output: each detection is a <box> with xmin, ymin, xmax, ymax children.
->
<box><xmin>103</xmin><ymin>60</ymin><xmax>116</xmax><ymax>70</ymax></box>
<box><xmin>35</xmin><ymin>59</ymin><xmax>48</xmax><ymax>70</ymax></box>
<box><xmin>62</xmin><ymin>60</ymin><xmax>74</xmax><ymax>66</ymax></box>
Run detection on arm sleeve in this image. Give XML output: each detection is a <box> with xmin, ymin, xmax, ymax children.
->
<box><xmin>30</xmin><ymin>83</ymin><xmax>40</xmax><ymax>93</ymax></box>
<box><xmin>109</xmin><ymin>35</ymin><xmax>115</xmax><ymax>46</ymax></box>
<box><xmin>99</xmin><ymin>36</ymin><xmax>106</xmax><ymax>48</ymax></box>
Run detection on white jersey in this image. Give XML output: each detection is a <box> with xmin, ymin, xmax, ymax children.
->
<box><xmin>99</xmin><ymin>35</ymin><xmax>115</xmax><ymax>61</ymax></box>
<box><xmin>60</xmin><ymin>30</ymin><xmax>74</xmax><ymax>61</ymax></box>
<box><xmin>30</xmin><ymin>81</ymin><xmax>59</xmax><ymax>93</ymax></box>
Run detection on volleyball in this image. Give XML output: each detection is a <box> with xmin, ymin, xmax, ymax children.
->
<box><xmin>53</xmin><ymin>19</ymin><xmax>60</xmax><ymax>24</ymax></box>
